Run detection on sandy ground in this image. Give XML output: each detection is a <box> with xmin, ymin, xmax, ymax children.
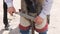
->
<box><xmin>0</xmin><ymin>0</ymin><xmax>60</xmax><ymax>34</ymax></box>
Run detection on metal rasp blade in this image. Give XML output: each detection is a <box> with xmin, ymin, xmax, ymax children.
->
<box><xmin>15</xmin><ymin>12</ymin><xmax>35</xmax><ymax>21</ymax></box>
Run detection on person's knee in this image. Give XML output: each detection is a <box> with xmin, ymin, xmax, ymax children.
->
<box><xmin>19</xmin><ymin>24</ymin><xmax>30</xmax><ymax>31</ymax></box>
<box><xmin>35</xmin><ymin>27</ymin><xmax>47</xmax><ymax>34</ymax></box>
<box><xmin>20</xmin><ymin>28</ymin><xmax>29</xmax><ymax>34</ymax></box>
<box><xmin>35</xmin><ymin>23</ymin><xmax>48</xmax><ymax>33</ymax></box>
<box><xmin>20</xmin><ymin>17</ymin><xmax>30</xmax><ymax>30</ymax></box>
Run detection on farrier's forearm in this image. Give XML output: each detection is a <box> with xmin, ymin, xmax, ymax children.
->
<box><xmin>4</xmin><ymin>0</ymin><xmax>13</xmax><ymax>8</ymax></box>
<box><xmin>39</xmin><ymin>0</ymin><xmax>53</xmax><ymax>19</ymax></box>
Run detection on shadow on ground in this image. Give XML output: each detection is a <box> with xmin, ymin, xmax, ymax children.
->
<box><xmin>0</xmin><ymin>29</ymin><xmax>5</xmax><ymax>34</ymax></box>
<box><xmin>8</xmin><ymin>27</ymin><xmax>21</xmax><ymax>34</ymax></box>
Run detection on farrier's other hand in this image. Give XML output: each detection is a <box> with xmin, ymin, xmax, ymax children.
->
<box><xmin>7</xmin><ymin>7</ymin><xmax>16</xmax><ymax>16</ymax></box>
<box><xmin>34</xmin><ymin>16</ymin><xmax>44</xmax><ymax>25</ymax></box>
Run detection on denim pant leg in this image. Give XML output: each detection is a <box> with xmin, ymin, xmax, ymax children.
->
<box><xmin>39</xmin><ymin>31</ymin><xmax>47</xmax><ymax>34</ymax></box>
<box><xmin>20</xmin><ymin>29</ymin><xmax>29</xmax><ymax>34</ymax></box>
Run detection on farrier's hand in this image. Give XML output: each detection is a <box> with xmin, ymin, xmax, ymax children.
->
<box><xmin>7</xmin><ymin>7</ymin><xmax>16</xmax><ymax>16</ymax></box>
<box><xmin>34</xmin><ymin>16</ymin><xmax>44</xmax><ymax>25</ymax></box>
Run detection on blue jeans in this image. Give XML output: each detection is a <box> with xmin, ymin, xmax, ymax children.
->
<box><xmin>39</xmin><ymin>31</ymin><xmax>47</xmax><ymax>34</ymax></box>
<box><xmin>20</xmin><ymin>29</ymin><xmax>29</xmax><ymax>34</ymax></box>
<box><xmin>20</xmin><ymin>29</ymin><xmax>47</xmax><ymax>34</ymax></box>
